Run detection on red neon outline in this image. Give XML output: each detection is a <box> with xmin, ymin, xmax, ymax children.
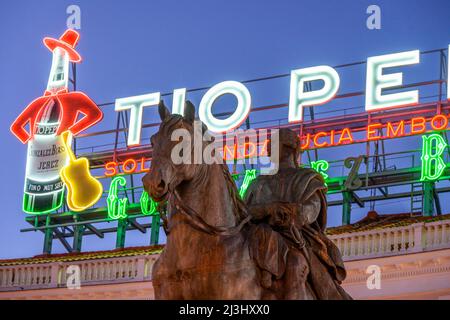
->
<box><xmin>411</xmin><ymin>117</ymin><xmax>426</xmax><ymax>134</ymax></box>
<box><xmin>338</xmin><ymin>128</ymin><xmax>354</xmax><ymax>144</ymax></box>
<box><xmin>367</xmin><ymin>123</ymin><xmax>382</xmax><ymax>141</ymax></box>
<box><xmin>11</xmin><ymin>91</ymin><xmax>103</xmax><ymax>144</ymax></box>
<box><xmin>301</xmin><ymin>134</ymin><xmax>311</xmax><ymax>150</ymax></box>
<box><xmin>122</xmin><ymin>158</ymin><xmax>137</xmax><ymax>174</ymax></box>
<box><xmin>387</xmin><ymin>120</ymin><xmax>405</xmax><ymax>137</ymax></box>
<box><xmin>313</xmin><ymin>131</ymin><xmax>328</xmax><ymax>148</ymax></box>
<box><xmin>243</xmin><ymin>142</ymin><xmax>257</xmax><ymax>158</ymax></box>
<box><xmin>43</xmin><ymin>29</ymin><xmax>82</xmax><ymax>63</ymax></box>
<box><xmin>105</xmin><ymin>161</ymin><xmax>118</xmax><ymax>177</ymax></box>
<box><xmin>260</xmin><ymin>139</ymin><xmax>270</xmax><ymax>157</ymax></box>
<box><xmin>430</xmin><ymin>114</ymin><xmax>448</xmax><ymax>131</ymax></box>
<box><xmin>140</xmin><ymin>157</ymin><xmax>150</xmax><ymax>172</ymax></box>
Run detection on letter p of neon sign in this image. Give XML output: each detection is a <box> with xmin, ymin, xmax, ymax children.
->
<box><xmin>288</xmin><ymin>66</ymin><xmax>340</xmax><ymax>123</ymax></box>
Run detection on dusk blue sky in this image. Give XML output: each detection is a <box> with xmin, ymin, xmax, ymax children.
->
<box><xmin>1</xmin><ymin>0</ymin><xmax>449</xmax><ymax>259</ymax></box>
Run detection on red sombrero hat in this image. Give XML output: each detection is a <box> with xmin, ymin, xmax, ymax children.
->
<box><xmin>43</xmin><ymin>29</ymin><xmax>82</xmax><ymax>63</ymax></box>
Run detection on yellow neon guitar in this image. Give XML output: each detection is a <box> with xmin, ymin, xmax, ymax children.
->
<box><xmin>60</xmin><ymin>130</ymin><xmax>103</xmax><ymax>212</ymax></box>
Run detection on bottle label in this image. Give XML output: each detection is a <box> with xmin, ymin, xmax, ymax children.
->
<box><xmin>24</xmin><ymin>130</ymin><xmax>69</xmax><ymax>195</ymax></box>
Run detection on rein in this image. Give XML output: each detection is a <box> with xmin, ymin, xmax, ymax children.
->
<box><xmin>166</xmin><ymin>190</ymin><xmax>251</xmax><ymax>237</ymax></box>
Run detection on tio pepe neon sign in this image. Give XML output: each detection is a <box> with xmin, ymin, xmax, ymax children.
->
<box><xmin>114</xmin><ymin>47</ymin><xmax>450</xmax><ymax>147</ymax></box>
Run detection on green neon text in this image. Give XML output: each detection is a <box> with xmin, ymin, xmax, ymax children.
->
<box><xmin>107</xmin><ymin>176</ymin><xmax>128</xmax><ymax>219</ymax></box>
<box><xmin>140</xmin><ymin>191</ymin><xmax>158</xmax><ymax>215</ymax></box>
<box><xmin>239</xmin><ymin>169</ymin><xmax>257</xmax><ymax>198</ymax></box>
<box><xmin>420</xmin><ymin>134</ymin><xmax>447</xmax><ymax>181</ymax></box>
<box><xmin>311</xmin><ymin>160</ymin><xmax>329</xmax><ymax>185</ymax></box>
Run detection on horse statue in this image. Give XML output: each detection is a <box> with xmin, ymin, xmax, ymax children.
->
<box><xmin>142</xmin><ymin>100</ymin><xmax>262</xmax><ymax>299</ymax></box>
<box><xmin>142</xmin><ymin>100</ymin><xmax>351</xmax><ymax>300</ymax></box>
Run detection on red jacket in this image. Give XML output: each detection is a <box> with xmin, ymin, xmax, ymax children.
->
<box><xmin>11</xmin><ymin>89</ymin><xmax>103</xmax><ymax>143</ymax></box>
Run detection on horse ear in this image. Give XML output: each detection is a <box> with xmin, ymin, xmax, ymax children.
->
<box><xmin>184</xmin><ymin>100</ymin><xmax>196</xmax><ymax>123</ymax></box>
<box><xmin>158</xmin><ymin>100</ymin><xmax>170</xmax><ymax>121</ymax></box>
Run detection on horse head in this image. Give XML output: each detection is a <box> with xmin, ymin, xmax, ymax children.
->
<box><xmin>142</xmin><ymin>100</ymin><xmax>208</xmax><ymax>203</ymax></box>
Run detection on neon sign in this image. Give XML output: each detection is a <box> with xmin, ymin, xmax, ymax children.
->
<box><xmin>140</xmin><ymin>191</ymin><xmax>158</xmax><ymax>215</ymax></box>
<box><xmin>106</xmin><ymin>177</ymin><xmax>158</xmax><ymax>219</ymax></box>
<box><xmin>114</xmin><ymin>93</ymin><xmax>161</xmax><ymax>146</ymax></box>
<box><xmin>420</xmin><ymin>134</ymin><xmax>447</xmax><ymax>181</ymax></box>
<box><xmin>365</xmin><ymin>50</ymin><xmax>420</xmax><ymax>112</ymax></box>
<box><xmin>300</xmin><ymin>114</ymin><xmax>450</xmax><ymax>150</ymax></box>
<box><xmin>238</xmin><ymin>169</ymin><xmax>257</xmax><ymax>198</ymax></box>
<box><xmin>11</xmin><ymin>29</ymin><xmax>103</xmax><ymax>214</ymax></box>
<box><xmin>289</xmin><ymin>66</ymin><xmax>340</xmax><ymax>123</ymax></box>
<box><xmin>60</xmin><ymin>131</ymin><xmax>103</xmax><ymax>212</ymax></box>
<box><xmin>104</xmin><ymin>157</ymin><xmax>150</xmax><ymax>176</ymax></box>
<box><xmin>311</xmin><ymin>160</ymin><xmax>329</xmax><ymax>185</ymax></box>
<box><xmin>10</xmin><ymin>28</ymin><xmax>450</xmax><ymax>218</ymax></box>
<box><xmin>69</xmin><ymin>131</ymin><xmax>450</xmax><ymax>220</ymax></box>
<box><xmin>115</xmin><ymin>47</ymin><xmax>450</xmax><ymax>140</ymax></box>
<box><xmin>199</xmin><ymin>81</ymin><xmax>252</xmax><ymax>133</ymax></box>
<box><xmin>107</xmin><ymin>176</ymin><xmax>128</xmax><ymax>219</ymax></box>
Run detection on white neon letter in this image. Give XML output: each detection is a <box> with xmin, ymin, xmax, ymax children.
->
<box><xmin>199</xmin><ymin>81</ymin><xmax>251</xmax><ymax>132</ymax></box>
<box><xmin>365</xmin><ymin>50</ymin><xmax>420</xmax><ymax>111</ymax></box>
<box><xmin>115</xmin><ymin>92</ymin><xmax>161</xmax><ymax>146</ymax></box>
<box><xmin>448</xmin><ymin>45</ymin><xmax>450</xmax><ymax>100</ymax></box>
<box><xmin>288</xmin><ymin>66</ymin><xmax>340</xmax><ymax>123</ymax></box>
<box><xmin>171</xmin><ymin>88</ymin><xmax>187</xmax><ymax>115</ymax></box>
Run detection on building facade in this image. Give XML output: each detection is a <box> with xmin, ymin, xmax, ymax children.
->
<box><xmin>1</xmin><ymin>212</ymin><xmax>450</xmax><ymax>300</ymax></box>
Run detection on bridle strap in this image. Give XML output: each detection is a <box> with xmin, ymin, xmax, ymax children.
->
<box><xmin>166</xmin><ymin>190</ymin><xmax>251</xmax><ymax>237</ymax></box>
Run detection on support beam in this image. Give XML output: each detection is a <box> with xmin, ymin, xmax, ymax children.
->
<box><xmin>377</xmin><ymin>187</ymin><xmax>388</xmax><ymax>198</ymax></box>
<box><xmin>423</xmin><ymin>181</ymin><xmax>435</xmax><ymax>217</ymax></box>
<box><xmin>43</xmin><ymin>215</ymin><xmax>53</xmax><ymax>255</ymax></box>
<box><xmin>351</xmin><ymin>192</ymin><xmax>364</xmax><ymax>208</ymax></box>
<box><xmin>150</xmin><ymin>215</ymin><xmax>161</xmax><ymax>245</ymax></box>
<box><xmin>433</xmin><ymin>186</ymin><xmax>442</xmax><ymax>216</ymax></box>
<box><xmin>85</xmin><ymin>224</ymin><xmax>104</xmax><ymax>238</ymax></box>
<box><xmin>72</xmin><ymin>225</ymin><xmax>85</xmax><ymax>252</ymax></box>
<box><xmin>53</xmin><ymin>228</ymin><xmax>73</xmax><ymax>253</ymax></box>
<box><xmin>342</xmin><ymin>191</ymin><xmax>352</xmax><ymax>225</ymax></box>
<box><xmin>42</xmin><ymin>228</ymin><xmax>53</xmax><ymax>254</ymax></box>
<box><xmin>328</xmin><ymin>186</ymin><xmax>450</xmax><ymax>206</ymax></box>
<box><xmin>116</xmin><ymin>219</ymin><xmax>127</xmax><ymax>249</ymax></box>
<box><xmin>129</xmin><ymin>219</ymin><xmax>146</xmax><ymax>233</ymax></box>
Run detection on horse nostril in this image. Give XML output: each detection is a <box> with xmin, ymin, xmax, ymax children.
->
<box><xmin>158</xmin><ymin>179</ymin><xmax>166</xmax><ymax>191</ymax></box>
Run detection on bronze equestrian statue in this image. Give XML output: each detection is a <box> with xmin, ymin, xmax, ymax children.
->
<box><xmin>142</xmin><ymin>100</ymin><xmax>351</xmax><ymax>300</ymax></box>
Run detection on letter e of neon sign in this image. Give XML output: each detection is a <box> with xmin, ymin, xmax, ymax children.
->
<box><xmin>365</xmin><ymin>50</ymin><xmax>419</xmax><ymax>112</ymax></box>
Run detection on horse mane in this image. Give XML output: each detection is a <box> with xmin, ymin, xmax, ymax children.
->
<box><xmin>159</xmin><ymin>114</ymin><xmax>249</xmax><ymax>223</ymax></box>
<box><xmin>220</xmin><ymin>164</ymin><xmax>249</xmax><ymax>222</ymax></box>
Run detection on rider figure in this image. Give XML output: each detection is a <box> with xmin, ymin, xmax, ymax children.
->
<box><xmin>244</xmin><ymin>128</ymin><xmax>352</xmax><ymax>299</ymax></box>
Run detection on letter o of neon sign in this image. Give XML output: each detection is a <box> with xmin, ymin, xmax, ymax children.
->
<box><xmin>122</xmin><ymin>158</ymin><xmax>137</xmax><ymax>174</ymax></box>
<box><xmin>199</xmin><ymin>81</ymin><xmax>251</xmax><ymax>133</ymax></box>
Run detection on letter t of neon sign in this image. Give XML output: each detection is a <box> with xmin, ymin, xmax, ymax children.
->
<box><xmin>115</xmin><ymin>93</ymin><xmax>161</xmax><ymax>146</ymax></box>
